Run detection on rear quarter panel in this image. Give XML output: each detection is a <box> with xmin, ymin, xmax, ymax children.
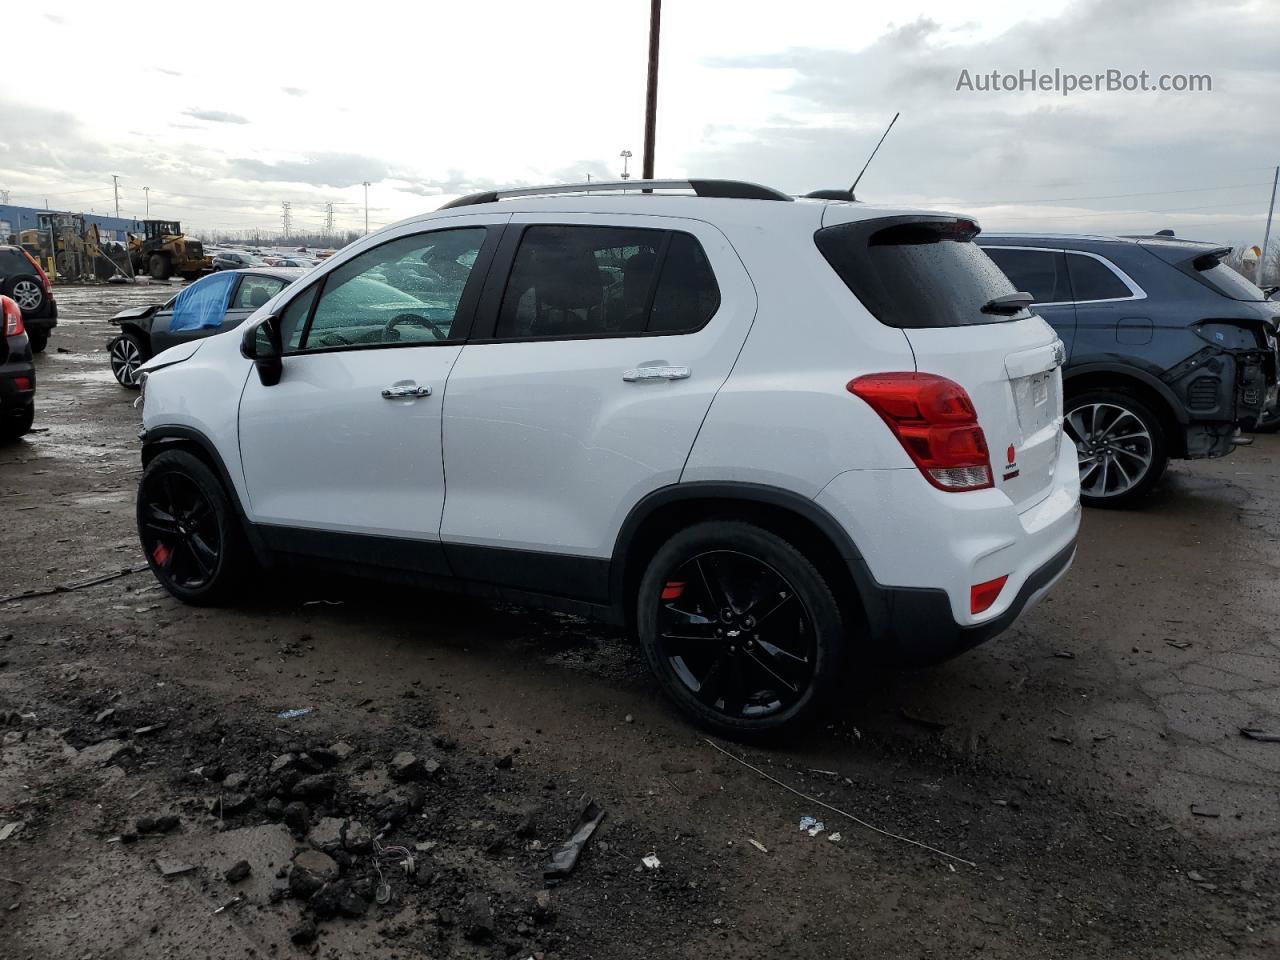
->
<box><xmin>683</xmin><ymin>214</ymin><xmax>920</xmax><ymax>495</ymax></box>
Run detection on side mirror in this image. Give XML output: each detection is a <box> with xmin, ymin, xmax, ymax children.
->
<box><xmin>241</xmin><ymin>315</ymin><xmax>283</xmax><ymax>386</ymax></box>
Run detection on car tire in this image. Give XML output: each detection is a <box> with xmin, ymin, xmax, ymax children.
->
<box><xmin>27</xmin><ymin>328</ymin><xmax>48</xmax><ymax>353</ymax></box>
<box><xmin>108</xmin><ymin>331</ymin><xmax>148</xmax><ymax>389</ymax></box>
<box><xmin>5</xmin><ymin>276</ymin><xmax>44</xmax><ymax>315</ymax></box>
<box><xmin>636</xmin><ymin>520</ymin><xmax>844</xmax><ymax>739</ymax></box>
<box><xmin>1065</xmin><ymin>388</ymin><xmax>1168</xmax><ymax>508</ymax></box>
<box><xmin>137</xmin><ymin>450</ymin><xmax>249</xmax><ymax>605</ymax></box>
<box><xmin>0</xmin><ymin>402</ymin><xmax>34</xmax><ymax>442</ymax></box>
<box><xmin>149</xmin><ymin>254</ymin><xmax>171</xmax><ymax>281</ymax></box>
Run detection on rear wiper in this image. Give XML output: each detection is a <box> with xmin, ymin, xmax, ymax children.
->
<box><xmin>981</xmin><ymin>291</ymin><xmax>1034</xmax><ymax>315</ymax></box>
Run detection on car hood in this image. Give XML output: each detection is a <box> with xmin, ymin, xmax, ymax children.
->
<box><xmin>140</xmin><ymin>339</ymin><xmax>204</xmax><ymax>373</ymax></box>
<box><xmin>111</xmin><ymin>303</ymin><xmax>159</xmax><ymax>324</ymax></box>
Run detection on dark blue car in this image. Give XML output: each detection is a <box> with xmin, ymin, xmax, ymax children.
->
<box><xmin>979</xmin><ymin>234</ymin><xmax>1278</xmax><ymax>506</ymax></box>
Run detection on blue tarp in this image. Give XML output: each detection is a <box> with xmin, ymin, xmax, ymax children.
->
<box><xmin>171</xmin><ymin>272</ymin><xmax>236</xmax><ymax>332</ymax></box>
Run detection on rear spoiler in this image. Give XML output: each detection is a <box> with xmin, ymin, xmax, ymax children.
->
<box><xmin>1137</xmin><ymin>238</ymin><xmax>1231</xmax><ymax>269</ymax></box>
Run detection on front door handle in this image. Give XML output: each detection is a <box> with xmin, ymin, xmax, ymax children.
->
<box><xmin>623</xmin><ymin>365</ymin><xmax>691</xmax><ymax>383</ymax></box>
<box><xmin>381</xmin><ymin>384</ymin><xmax>432</xmax><ymax>399</ymax></box>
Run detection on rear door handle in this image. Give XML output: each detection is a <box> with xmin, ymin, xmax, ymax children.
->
<box><xmin>381</xmin><ymin>383</ymin><xmax>432</xmax><ymax>399</ymax></box>
<box><xmin>623</xmin><ymin>365</ymin><xmax>691</xmax><ymax>383</ymax></box>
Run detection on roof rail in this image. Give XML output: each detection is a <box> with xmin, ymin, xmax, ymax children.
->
<box><xmin>439</xmin><ymin>178</ymin><xmax>792</xmax><ymax>210</ymax></box>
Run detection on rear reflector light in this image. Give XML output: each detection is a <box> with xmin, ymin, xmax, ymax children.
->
<box><xmin>13</xmin><ymin>377</ymin><xmax>32</xmax><ymax>391</ymax></box>
<box><xmin>1</xmin><ymin>296</ymin><xmax>23</xmax><ymax>337</ymax></box>
<box><xmin>970</xmin><ymin>575</ymin><xmax>1008</xmax><ymax>614</ymax></box>
<box><xmin>661</xmin><ymin>581</ymin><xmax>686</xmax><ymax>601</ymax></box>
<box><xmin>847</xmin><ymin>373</ymin><xmax>994</xmax><ymax>491</ymax></box>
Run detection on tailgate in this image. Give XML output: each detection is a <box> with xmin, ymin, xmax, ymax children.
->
<box><xmin>905</xmin><ymin>318</ymin><xmax>1065</xmax><ymax>513</ymax></box>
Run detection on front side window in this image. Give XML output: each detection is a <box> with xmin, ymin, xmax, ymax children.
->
<box><xmin>1067</xmin><ymin>253</ymin><xmax>1133</xmax><ymax>301</ymax></box>
<box><xmin>233</xmin><ymin>275</ymin><xmax>288</xmax><ymax>310</ymax></box>
<box><xmin>984</xmin><ymin>248</ymin><xmax>1071</xmax><ymax>304</ymax></box>
<box><xmin>298</xmin><ymin>228</ymin><xmax>486</xmax><ymax>351</ymax></box>
<box><xmin>495</xmin><ymin>225</ymin><xmax>719</xmax><ymax>340</ymax></box>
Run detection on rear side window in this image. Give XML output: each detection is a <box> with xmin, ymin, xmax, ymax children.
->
<box><xmin>649</xmin><ymin>233</ymin><xmax>720</xmax><ymax>333</ymax></box>
<box><xmin>1066</xmin><ymin>253</ymin><xmax>1132</xmax><ymax>301</ymax></box>
<box><xmin>815</xmin><ymin>217</ymin><xmax>1023</xmax><ymax>328</ymax></box>
<box><xmin>495</xmin><ymin>225</ymin><xmax>719</xmax><ymax>340</ymax></box>
<box><xmin>233</xmin><ymin>275</ymin><xmax>288</xmax><ymax>310</ymax></box>
<box><xmin>0</xmin><ymin>250</ymin><xmax>27</xmax><ymax>274</ymax></box>
<box><xmin>984</xmin><ymin>248</ymin><xmax>1071</xmax><ymax>303</ymax></box>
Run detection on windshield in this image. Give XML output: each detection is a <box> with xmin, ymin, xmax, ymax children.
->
<box><xmin>815</xmin><ymin>216</ymin><xmax>1027</xmax><ymax>328</ymax></box>
<box><xmin>1197</xmin><ymin>260</ymin><xmax>1267</xmax><ymax>301</ymax></box>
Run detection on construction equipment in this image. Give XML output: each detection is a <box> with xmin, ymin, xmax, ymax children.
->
<box><xmin>128</xmin><ymin>220</ymin><xmax>209</xmax><ymax>280</ymax></box>
<box><xmin>19</xmin><ymin>214</ymin><xmax>133</xmax><ymax>282</ymax></box>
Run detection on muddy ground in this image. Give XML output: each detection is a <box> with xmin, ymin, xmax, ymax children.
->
<box><xmin>1</xmin><ymin>283</ymin><xmax>1277</xmax><ymax>959</ymax></box>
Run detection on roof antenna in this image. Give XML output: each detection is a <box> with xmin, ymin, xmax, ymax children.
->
<box><xmin>804</xmin><ymin>111</ymin><xmax>899</xmax><ymax>202</ymax></box>
<box><xmin>850</xmin><ymin>112</ymin><xmax>899</xmax><ymax>197</ymax></box>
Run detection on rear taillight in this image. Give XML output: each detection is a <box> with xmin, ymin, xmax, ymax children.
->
<box><xmin>21</xmin><ymin>249</ymin><xmax>52</xmax><ymax>292</ymax></box>
<box><xmin>1</xmin><ymin>295</ymin><xmax>24</xmax><ymax>337</ymax></box>
<box><xmin>848</xmin><ymin>373</ymin><xmax>993</xmax><ymax>491</ymax></box>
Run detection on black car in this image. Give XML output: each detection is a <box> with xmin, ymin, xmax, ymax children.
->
<box><xmin>0</xmin><ymin>294</ymin><xmax>35</xmax><ymax>441</ymax></box>
<box><xmin>0</xmin><ymin>245</ymin><xmax>57</xmax><ymax>352</ymax></box>
<box><xmin>979</xmin><ymin>233</ymin><xmax>1279</xmax><ymax>506</ymax></box>
<box><xmin>211</xmin><ymin>251</ymin><xmax>267</xmax><ymax>271</ymax></box>
<box><xmin>108</xmin><ymin>268</ymin><xmax>301</xmax><ymax>387</ymax></box>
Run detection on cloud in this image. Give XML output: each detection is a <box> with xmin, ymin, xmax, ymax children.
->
<box><xmin>281</xmin><ymin>86</ymin><xmax>306</xmax><ymax>97</ymax></box>
<box><xmin>183</xmin><ymin>108</ymin><xmax>249</xmax><ymax>124</ymax></box>
<box><xmin>231</xmin><ymin>152</ymin><xmax>388</xmax><ymax>188</ymax></box>
<box><xmin>154</xmin><ymin>66</ymin><xmax>183</xmax><ymax>77</ymax></box>
<box><xmin>692</xmin><ymin>0</ymin><xmax>1280</xmax><ymax>243</ymax></box>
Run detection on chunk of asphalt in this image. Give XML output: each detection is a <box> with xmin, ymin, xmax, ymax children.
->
<box><xmin>289</xmin><ymin>849</ymin><xmax>339</xmax><ymax>897</ymax></box>
<box><xmin>224</xmin><ymin>860</ymin><xmax>251</xmax><ymax>884</ymax></box>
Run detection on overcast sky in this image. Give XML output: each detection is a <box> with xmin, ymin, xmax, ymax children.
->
<box><xmin>2</xmin><ymin>0</ymin><xmax>1277</xmax><ymax>246</ymax></box>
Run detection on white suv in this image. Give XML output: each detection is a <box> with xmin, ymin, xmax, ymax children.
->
<box><xmin>135</xmin><ymin>179</ymin><xmax>1080</xmax><ymax>736</ymax></box>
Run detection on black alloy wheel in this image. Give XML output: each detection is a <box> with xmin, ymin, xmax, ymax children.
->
<box><xmin>638</xmin><ymin>521</ymin><xmax>843</xmax><ymax>737</ymax></box>
<box><xmin>137</xmin><ymin>450</ymin><xmax>246</xmax><ymax>603</ymax></box>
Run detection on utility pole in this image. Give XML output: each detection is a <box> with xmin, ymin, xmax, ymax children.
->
<box><xmin>1260</xmin><ymin>165</ymin><xmax>1278</xmax><ymax>288</ymax></box>
<box><xmin>324</xmin><ymin>201</ymin><xmax>335</xmax><ymax>238</ymax></box>
<box><xmin>642</xmin><ymin>0</ymin><xmax>661</xmax><ymax>180</ymax></box>
<box><xmin>112</xmin><ymin>175</ymin><xmax>120</xmax><ymax>217</ymax></box>
<box><xmin>0</xmin><ymin>189</ymin><xmax>8</xmax><ymax>205</ymax></box>
<box><xmin>281</xmin><ymin>201</ymin><xmax>292</xmax><ymax>238</ymax></box>
<box><xmin>361</xmin><ymin>181</ymin><xmax>371</xmax><ymax>234</ymax></box>
<box><xmin>143</xmin><ymin>186</ymin><xmax>150</xmax><ymax>217</ymax></box>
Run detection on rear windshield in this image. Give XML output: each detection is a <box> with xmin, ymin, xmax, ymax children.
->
<box><xmin>1196</xmin><ymin>260</ymin><xmax>1266</xmax><ymax>301</ymax></box>
<box><xmin>815</xmin><ymin>217</ymin><xmax>1025</xmax><ymax>328</ymax></box>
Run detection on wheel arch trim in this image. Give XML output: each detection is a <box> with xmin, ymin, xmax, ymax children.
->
<box><xmin>141</xmin><ymin>425</ymin><xmax>269</xmax><ymax>563</ymax></box>
<box><xmin>1064</xmin><ymin>361</ymin><xmax>1189</xmax><ymax>424</ymax></box>
<box><xmin>608</xmin><ymin>481</ymin><xmax>888</xmax><ymax>635</ymax></box>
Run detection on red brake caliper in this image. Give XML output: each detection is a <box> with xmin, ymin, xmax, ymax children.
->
<box><xmin>152</xmin><ymin>542</ymin><xmax>171</xmax><ymax>567</ymax></box>
<box><xmin>661</xmin><ymin>581</ymin><xmax>685</xmax><ymax>601</ymax></box>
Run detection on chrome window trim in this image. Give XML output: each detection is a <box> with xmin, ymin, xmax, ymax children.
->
<box><xmin>981</xmin><ymin>244</ymin><xmax>1148</xmax><ymax>306</ymax></box>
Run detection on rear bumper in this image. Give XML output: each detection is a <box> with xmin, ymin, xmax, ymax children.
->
<box><xmin>1</xmin><ymin>359</ymin><xmax>36</xmax><ymax>415</ymax></box>
<box><xmin>872</xmin><ymin>538</ymin><xmax>1076</xmax><ymax>665</ymax></box>
<box><xmin>817</xmin><ymin>434</ymin><xmax>1081</xmax><ymax>666</ymax></box>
